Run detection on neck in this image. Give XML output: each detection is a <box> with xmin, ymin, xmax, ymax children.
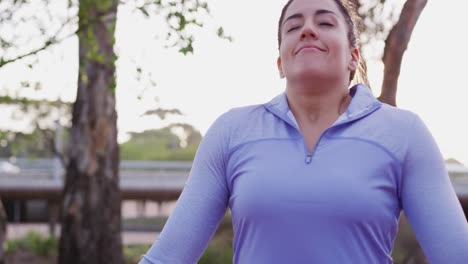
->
<box><xmin>285</xmin><ymin>78</ymin><xmax>351</xmax><ymax>124</ymax></box>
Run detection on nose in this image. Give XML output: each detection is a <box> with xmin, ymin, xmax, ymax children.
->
<box><xmin>300</xmin><ymin>22</ymin><xmax>318</xmax><ymax>40</ymax></box>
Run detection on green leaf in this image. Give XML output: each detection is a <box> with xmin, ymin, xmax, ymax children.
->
<box><xmin>138</xmin><ymin>6</ymin><xmax>150</xmax><ymax>17</ymax></box>
<box><xmin>217</xmin><ymin>27</ymin><xmax>224</xmax><ymax>37</ymax></box>
<box><xmin>217</xmin><ymin>27</ymin><xmax>233</xmax><ymax>42</ymax></box>
<box><xmin>34</xmin><ymin>82</ymin><xmax>42</xmax><ymax>91</ymax></box>
<box><xmin>179</xmin><ymin>41</ymin><xmax>193</xmax><ymax>55</ymax></box>
<box><xmin>20</xmin><ymin>81</ymin><xmax>30</xmax><ymax>88</ymax></box>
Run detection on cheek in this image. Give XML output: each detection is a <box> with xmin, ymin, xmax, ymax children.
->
<box><xmin>324</xmin><ymin>39</ymin><xmax>349</xmax><ymax>63</ymax></box>
<box><xmin>278</xmin><ymin>46</ymin><xmax>291</xmax><ymax>65</ymax></box>
<box><xmin>279</xmin><ymin>38</ymin><xmax>296</xmax><ymax>59</ymax></box>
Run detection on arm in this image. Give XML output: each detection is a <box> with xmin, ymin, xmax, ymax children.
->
<box><xmin>401</xmin><ymin>115</ymin><xmax>468</xmax><ymax>263</ymax></box>
<box><xmin>139</xmin><ymin>114</ymin><xmax>231</xmax><ymax>264</ymax></box>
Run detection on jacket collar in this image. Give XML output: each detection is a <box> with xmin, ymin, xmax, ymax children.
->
<box><xmin>263</xmin><ymin>84</ymin><xmax>382</xmax><ymax>128</ymax></box>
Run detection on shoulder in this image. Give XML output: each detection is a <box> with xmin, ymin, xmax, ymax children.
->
<box><xmin>205</xmin><ymin>104</ymin><xmax>267</xmax><ymax>145</ymax></box>
<box><xmin>209</xmin><ymin>101</ymin><xmax>292</xmax><ymax>151</ymax></box>
<box><xmin>374</xmin><ymin>103</ymin><xmax>420</xmax><ymax>127</ymax></box>
<box><xmin>348</xmin><ymin>102</ymin><xmax>422</xmax><ymax>139</ymax></box>
<box><xmin>219</xmin><ymin>104</ymin><xmax>265</xmax><ymax>122</ymax></box>
<box><xmin>342</xmin><ymin>103</ymin><xmax>424</xmax><ymax>163</ymax></box>
<box><xmin>210</xmin><ymin>104</ymin><xmax>266</xmax><ymax>132</ymax></box>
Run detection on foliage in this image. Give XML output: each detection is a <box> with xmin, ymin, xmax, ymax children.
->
<box><xmin>0</xmin><ymin>0</ymin><xmax>78</xmax><ymax>68</ymax></box>
<box><xmin>2</xmin><ymin>229</ymin><xmax>233</xmax><ymax>264</ymax></box>
<box><xmin>142</xmin><ymin>107</ymin><xmax>183</xmax><ymax>120</ymax></box>
<box><xmin>0</xmin><ymin>95</ymin><xmax>71</xmax><ymax>130</ymax></box>
<box><xmin>356</xmin><ymin>0</ymin><xmax>401</xmax><ymax>46</ymax></box>
<box><xmin>120</xmin><ymin>123</ymin><xmax>201</xmax><ymax>161</ymax></box>
<box><xmin>121</xmin><ymin>215</ymin><xmax>233</xmax><ymax>264</ymax></box>
<box><xmin>198</xmin><ymin>244</ymin><xmax>233</xmax><ymax>264</ymax></box>
<box><xmin>0</xmin><ymin>0</ymin><xmax>227</xmax><ymax>163</ymax></box>
<box><xmin>0</xmin><ymin>94</ymin><xmax>71</xmax><ymax>160</ymax></box>
<box><xmin>5</xmin><ymin>232</ymin><xmax>58</xmax><ymax>257</ymax></box>
<box><xmin>0</xmin><ymin>219</ymin><xmax>430</xmax><ymax>264</ymax></box>
<box><xmin>0</xmin><ymin>0</ymin><xmax>230</xmax><ymax>69</ymax></box>
<box><xmin>123</xmin><ymin>244</ymin><xmax>151</xmax><ymax>264</ymax></box>
<box><xmin>130</xmin><ymin>0</ymin><xmax>232</xmax><ymax>55</ymax></box>
<box><xmin>0</xmin><ymin>120</ymin><xmax>203</xmax><ymax>161</ymax></box>
<box><xmin>391</xmin><ymin>214</ymin><xmax>428</xmax><ymax>264</ymax></box>
<box><xmin>0</xmin><ymin>128</ymin><xmax>62</xmax><ymax>159</ymax></box>
<box><xmin>198</xmin><ymin>215</ymin><xmax>234</xmax><ymax>264</ymax></box>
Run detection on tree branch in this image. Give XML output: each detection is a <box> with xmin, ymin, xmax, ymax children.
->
<box><xmin>0</xmin><ymin>15</ymin><xmax>78</xmax><ymax>68</ymax></box>
<box><xmin>0</xmin><ymin>95</ymin><xmax>72</xmax><ymax>107</ymax></box>
<box><xmin>378</xmin><ymin>0</ymin><xmax>428</xmax><ymax>106</ymax></box>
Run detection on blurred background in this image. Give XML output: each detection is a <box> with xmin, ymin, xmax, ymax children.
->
<box><xmin>0</xmin><ymin>0</ymin><xmax>467</xmax><ymax>263</ymax></box>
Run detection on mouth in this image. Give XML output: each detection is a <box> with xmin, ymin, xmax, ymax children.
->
<box><xmin>296</xmin><ymin>45</ymin><xmax>326</xmax><ymax>55</ymax></box>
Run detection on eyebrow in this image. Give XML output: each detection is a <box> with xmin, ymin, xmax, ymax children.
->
<box><xmin>282</xmin><ymin>9</ymin><xmax>337</xmax><ymax>27</ymax></box>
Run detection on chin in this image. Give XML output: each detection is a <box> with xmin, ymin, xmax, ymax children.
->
<box><xmin>289</xmin><ymin>68</ymin><xmax>331</xmax><ymax>81</ymax></box>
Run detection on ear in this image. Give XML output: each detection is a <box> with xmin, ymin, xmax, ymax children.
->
<box><xmin>347</xmin><ymin>47</ymin><xmax>360</xmax><ymax>72</ymax></box>
<box><xmin>277</xmin><ymin>56</ymin><xmax>285</xmax><ymax>79</ymax></box>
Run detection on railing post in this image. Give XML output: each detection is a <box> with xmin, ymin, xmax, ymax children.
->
<box><xmin>0</xmin><ymin>200</ymin><xmax>6</xmax><ymax>264</ymax></box>
<box><xmin>54</xmin><ymin>120</ymin><xmax>63</xmax><ymax>183</ymax></box>
<box><xmin>48</xmin><ymin>200</ymin><xmax>59</xmax><ymax>237</ymax></box>
<box><xmin>13</xmin><ymin>201</ymin><xmax>20</xmax><ymax>222</ymax></box>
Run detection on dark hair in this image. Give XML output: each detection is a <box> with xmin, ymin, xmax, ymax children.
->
<box><xmin>277</xmin><ymin>0</ymin><xmax>368</xmax><ymax>84</ymax></box>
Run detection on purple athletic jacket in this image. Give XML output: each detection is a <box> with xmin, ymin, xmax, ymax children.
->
<box><xmin>140</xmin><ymin>84</ymin><xmax>468</xmax><ymax>263</ymax></box>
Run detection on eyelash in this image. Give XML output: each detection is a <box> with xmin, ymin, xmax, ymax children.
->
<box><xmin>287</xmin><ymin>22</ymin><xmax>334</xmax><ymax>32</ymax></box>
<box><xmin>287</xmin><ymin>26</ymin><xmax>300</xmax><ymax>32</ymax></box>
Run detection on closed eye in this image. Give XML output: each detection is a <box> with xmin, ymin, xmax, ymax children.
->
<box><xmin>319</xmin><ymin>22</ymin><xmax>333</xmax><ymax>27</ymax></box>
<box><xmin>287</xmin><ymin>26</ymin><xmax>301</xmax><ymax>32</ymax></box>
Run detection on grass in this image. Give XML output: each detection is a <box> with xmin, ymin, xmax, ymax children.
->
<box><xmin>199</xmin><ymin>216</ymin><xmax>234</xmax><ymax>264</ymax></box>
<box><xmin>3</xmin><ymin>216</ymin><xmax>233</xmax><ymax>264</ymax></box>
<box><xmin>4</xmin><ymin>232</ymin><xmax>152</xmax><ymax>264</ymax></box>
<box><xmin>123</xmin><ymin>214</ymin><xmax>234</xmax><ymax>264</ymax></box>
<box><xmin>6</xmin><ymin>231</ymin><xmax>58</xmax><ymax>257</ymax></box>
<box><xmin>124</xmin><ymin>244</ymin><xmax>152</xmax><ymax>264</ymax></box>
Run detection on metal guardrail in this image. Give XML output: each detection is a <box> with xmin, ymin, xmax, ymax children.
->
<box><xmin>0</xmin><ymin>158</ymin><xmax>192</xmax><ymax>202</ymax></box>
<box><xmin>0</xmin><ymin>158</ymin><xmax>193</xmax><ymax>173</ymax></box>
<box><xmin>3</xmin><ymin>158</ymin><xmax>465</xmax><ymax>236</ymax></box>
<box><xmin>1</xmin><ymin>158</ymin><xmax>468</xmax><ymax>202</ymax></box>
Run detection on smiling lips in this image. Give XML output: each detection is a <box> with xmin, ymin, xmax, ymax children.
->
<box><xmin>296</xmin><ymin>44</ymin><xmax>326</xmax><ymax>54</ymax></box>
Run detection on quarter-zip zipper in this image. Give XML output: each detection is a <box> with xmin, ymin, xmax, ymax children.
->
<box><xmin>302</xmin><ymin>103</ymin><xmax>381</xmax><ymax>164</ymax></box>
<box><xmin>262</xmin><ymin>91</ymin><xmax>382</xmax><ymax>165</ymax></box>
<box><xmin>303</xmin><ymin>130</ymin><xmax>326</xmax><ymax>165</ymax></box>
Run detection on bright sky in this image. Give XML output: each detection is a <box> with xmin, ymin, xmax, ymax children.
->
<box><xmin>0</xmin><ymin>0</ymin><xmax>467</xmax><ymax>164</ymax></box>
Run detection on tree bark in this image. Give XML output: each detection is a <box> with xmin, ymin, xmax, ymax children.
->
<box><xmin>58</xmin><ymin>1</ymin><xmax>123</xmax><ymax>264</ymax></box>
<box><xmin>0</xmin><ymin>200</ymin><xmax>6</xmax><ymax>264</ymax></box>
<box><xmin>378</xmin><ymin>0</ymin><xmax>428</xmax><ymax>106</ymax></box>
<box><xmin>349</xmin><ymin>0</ymin><xmax>360</xmax><ymax>8</ymax></box>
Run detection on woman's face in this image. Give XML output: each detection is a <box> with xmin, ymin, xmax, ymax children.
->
<box><xmin>277</xmin><ymin>0</ymin><xmax>359</xmax><ymax>84</ymax></box>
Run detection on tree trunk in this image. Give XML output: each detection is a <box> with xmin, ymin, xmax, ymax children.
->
<box><xmin>349</xmin><ymin>0</ymin><xmax>360</xmax><ymax>8</ymax></box>
<box><xmin>378</xmin><ymin>0</ymin><xmax>428</xmax><ymax>106</ymax></box>
<box><xmin>0</xmin><ymin>200</ymin><xmax>6</xmax><ymax>264</ymax></box>
<box><xmin>58</xmin><ymin>1</ymin><xmax>123</xmax><ymax>264</ymax></box>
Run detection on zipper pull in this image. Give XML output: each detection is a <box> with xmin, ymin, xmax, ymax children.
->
<box><xmin>305</xmin><ymin>153</ymin><xmax>312</xmax><ymax>164</ymax></box>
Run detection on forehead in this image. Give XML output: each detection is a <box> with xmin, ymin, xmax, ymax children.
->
<box><xmin>285</xmin><ymin>0</ymin><xmax>342</xmax><ymax>19</ymax></box>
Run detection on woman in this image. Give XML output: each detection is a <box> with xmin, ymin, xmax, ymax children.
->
<box><xmin>140</xmin><ymin>0</ymin><xmax>468</xmax><ymax>263</ymax></box>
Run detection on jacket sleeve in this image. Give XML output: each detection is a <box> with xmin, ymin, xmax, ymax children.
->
<box><xmin>139</xmin><ymin>113</ymin><xmax>231</xmax><ymax>264</ymax></box>
<box><xmin>401</xmin><ymin>114</ymin><xmax>468</xmax><ymax>263</ymax></box>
